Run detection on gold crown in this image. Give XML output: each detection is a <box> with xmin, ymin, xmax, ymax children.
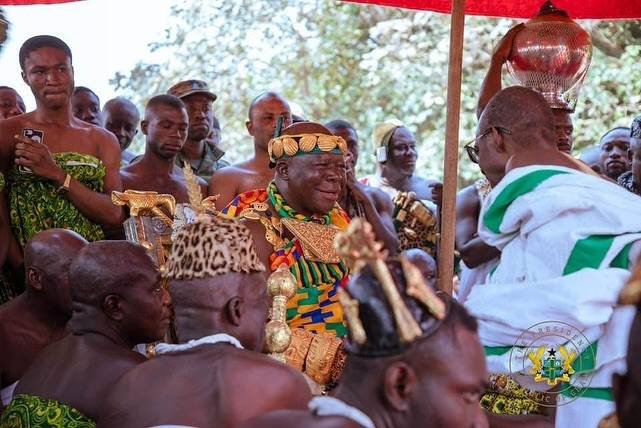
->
<box><xmin>334</xmin><ymin>218</ymin><xmax>445</xmax><ymax>346</ymax></box>
<box><xmin>268</xmin><ymin>133</ymin><xmax>348</xmax><ymax>163</ymax></box>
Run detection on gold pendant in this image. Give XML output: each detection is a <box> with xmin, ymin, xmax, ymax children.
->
<box><xmin>281</xmin><ymin>218</ymin><xmax>341</xmax><ymax>264</ymax></box>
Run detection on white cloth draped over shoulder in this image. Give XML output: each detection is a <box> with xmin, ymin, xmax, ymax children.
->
<box><xmin>465</xmin><ymin>165</ymin><xmax>641</xmax><ymax>428</ymax></box>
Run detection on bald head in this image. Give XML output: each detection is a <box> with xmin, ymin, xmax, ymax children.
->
<box><xmin>69</xmin><ymin>241</ymin><xmax>158</xmax><ymax>307</ymax></box>
<box><xmin>480</xmin><ymin>86</ymin><xmax>556</xmax><ymax>149</ymax></box>
<box><xmin>23</xmin><ymin>229</ymin><xmax>87</xmax><ymax>314</ymax></box>
<box><xmin>248</xmin><ymin>91</ymin><xmax>289</xmax><ymax>121</ymax></box>
<box><xmin>24</xmin><ymin>229</ymin><xmax>87</xmax><ymax>270</ymax></box>
<box><xmin>169</xmin><ymin>271</ymin><xmax>267</xmax><ymax>349</ymax></box>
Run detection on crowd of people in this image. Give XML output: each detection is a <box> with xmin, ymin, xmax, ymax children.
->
<box><xmin>0</xmin><ymin>28</ymin><xmax>641</xmax><ymax>428</ymax></box>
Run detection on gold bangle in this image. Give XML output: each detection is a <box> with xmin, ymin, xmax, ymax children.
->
<box><xmin>57</xmin><ymin>173</ymin><xmax>71</xmax><ymax>194</ymax></box>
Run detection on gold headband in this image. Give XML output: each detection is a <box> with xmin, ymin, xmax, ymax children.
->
<box><xmin>268</xmin><ymin>133</ymin><xmax>348</xmax><ymax>163</ymax></box>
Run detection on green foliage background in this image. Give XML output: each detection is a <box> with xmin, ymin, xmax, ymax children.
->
<box><xmin>112</xmin><ymin>0</ymin><xmax>641</xmax><ymax>187</ymax></box>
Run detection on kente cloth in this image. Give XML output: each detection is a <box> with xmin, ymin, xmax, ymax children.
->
<box><xmin>0</xmin><ymin>394</ymin><xmax>95</xmax><ymax>428</ymax></box>
<box><xmin>465</xmin><ymin>165</ymin><xmax>641</xmax><ymax>427</ymax></box>
<box><xmin>220</xmin><ymin>183</ymin><xmax>350</xmax><ymax>337</ymax></box>
<box><xmin>7</xmin><ymin>152</ymin><xmax>106</xmax><ymax>246</ymax></box>
<box><xmin>617</xmin><ymin>171</ymin><xmax>641</xmax><ymax>196</ymax></box>
<box><xmin>308</xmin><ymin>396</ymin><xmax>375</xmax><ymax>428</ymax></box>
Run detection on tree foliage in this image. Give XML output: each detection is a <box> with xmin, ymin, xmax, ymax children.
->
<box><xmin>112</xmin><ymin>0</ymin><xmax>641</xmax><ymax>186</ymax></box>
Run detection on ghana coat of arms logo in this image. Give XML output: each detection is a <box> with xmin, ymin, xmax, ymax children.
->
<box><xmin>528</xmin><ymin>346</ymin><xmax>577</xmax><ymax>386</ymax></box>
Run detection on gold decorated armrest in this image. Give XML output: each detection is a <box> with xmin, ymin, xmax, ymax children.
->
<box><xmin>284</xmin><ymin>328</ymin><xmax>346</xmax><ymax>387</ymax></box>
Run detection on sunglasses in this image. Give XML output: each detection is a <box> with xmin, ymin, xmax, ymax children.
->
<box><xmin>464</xmin><ymin>126</ymin><xmax>512</xmax><ymax>164</ymax></box>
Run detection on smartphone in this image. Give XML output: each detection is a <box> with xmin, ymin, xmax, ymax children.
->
<box><xmin>18</xmin><ymin>128</ymin><xmax>44</xmax><ymax>173</ymax></box>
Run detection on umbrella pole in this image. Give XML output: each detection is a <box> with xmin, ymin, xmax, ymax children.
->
<box><xmin>437</xmin><ymin>0</ymin><xmax>466</xmax><ymax>295</ymax></box>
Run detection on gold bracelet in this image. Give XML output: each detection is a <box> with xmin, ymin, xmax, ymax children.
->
<box><xmin>57</xmin><ymin>173</ymin><xmax>71</xmax><ymax>194</ymax></box>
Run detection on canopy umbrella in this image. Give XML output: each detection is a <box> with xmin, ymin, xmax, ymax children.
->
<box><xmin>347</xmin><ymin>0</ymin><xmax>641</xmax><ymax>294</ymax></box>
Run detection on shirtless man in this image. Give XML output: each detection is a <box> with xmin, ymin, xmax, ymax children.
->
<box><xmin>120</xmin><ymin>94</ymin><xmax>206</xmax><ymax>203</ymax></box>
<box><xmin>99</xmin><ymin>218</ymin><xmax>311</xmax><ymax>428</ymax></box>
<box><xmin>0</xmin><ymin>240</ymin><xmax>171</xmax><ymax>426</ymax></box>
<box><xmin>0</xmin><ymin>35</ymin><xmax>123</xmax><ymax>268</ymax></box>
<box><xmin>326</xmin><ymin>119</ymin><xmax>398</xmax><ymax>253</ymax></box>
<box><xmin>0</xmin><ymin>229</ymin><xmax>86</xmax><ymax>411</ymax></box>
<box><xmin>209</xmin><ymin>92</ymin><xmax>292</xmax><ymax>208</ymax></box>
<box><xmin>102</xmin><ymin>97</ymin><xmax>140</xmax><ymax>166</ymax></box>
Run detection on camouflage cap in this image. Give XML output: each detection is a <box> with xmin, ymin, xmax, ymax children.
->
<box><xmin>167</xmin><ymin>79</ymin><xmax>217</xmax><ymax>102</ymax></box>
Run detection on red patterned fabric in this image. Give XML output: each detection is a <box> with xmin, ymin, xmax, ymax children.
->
<box><xmin>345</xmin><ymin>0</ymin><xmax>641</xmax><ymax>19</ymax></box>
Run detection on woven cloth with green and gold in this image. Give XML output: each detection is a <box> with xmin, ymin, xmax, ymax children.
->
<box><xmin>0</xmin><ymin>394</ymin><xmax>95</xmax><ymax>428</ymax></box>
<box><xmin>7</xmin><ymin>152</ymin><xmax>106</xmax><ymax>246</ymax></box>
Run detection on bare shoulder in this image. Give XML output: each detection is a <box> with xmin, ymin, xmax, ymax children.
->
<box><xmin>225</xmin><ymin>350</ymin><xmax>310</xmax><ymax>394</ymax></box>
<box><xmin>456</xmin><ymin>185</ymin><xmax>480</xmax><ymax>214</ymax></box>
<box><xmin>366</xmin><ymin>186</ymin><xmax>394</xmax><ymax>209</ymax></box>
<box><xmin>90</xmin><ymin>126</ymin><xmax>120</xmax><ymax>154</ymax></box>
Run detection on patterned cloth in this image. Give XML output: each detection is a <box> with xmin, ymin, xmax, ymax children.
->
<box><xmin>0</xmin><ymin>394</ymin><xmax>96</xmax><ymax>428</ymax></box>
<box><xmin>7</xmin><ymin>152</ymin><xmax>106</xmax><ymax>246</ymax></box>
<box><xmin>220</xmin><ymin>183</ymin><xmax>350</xmax><ymax>337</ymax></box>
<box><xmin>174</xmin><ymin>142</ymin><xmax>229</xmax><ymax>182</ymax></box>
<box><xmin>617</xmin><ymin>171</ymin><xmax>641</xmax><ymax>196</ymax></box>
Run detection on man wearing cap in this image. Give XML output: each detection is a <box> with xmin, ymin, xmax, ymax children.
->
<box><xmin>99</xmin><ymin>217</ymin><xmax>311</xmax><ymax>428</ymax></box>
<box><xmin>618</xmin><ymin>117</ymin><xmax>641</xmax><ymax>196</ymax></box>
<box><xmin>120</xmin><ymin>94</ymin><xmax>206</xmax><ymax>204</ymax></box>
<box><xmin>168</xmin><ymin>79</ymin><xmax>229</xmax><ymax>182</ymax></box>
<box><xmin>220</xmin><ymin>121</ymin><xmax>349</xmax><ymax>388</ymax></box>
<box><xmin>242</xmin><ymin>219</ymin><xmax>489</xmax><ymax>428</ymax></box>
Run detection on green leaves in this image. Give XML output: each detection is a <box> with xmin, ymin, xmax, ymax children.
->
<box><xmin>112</xmin><ymin>1</ymin><xmax>640</xmax><ymax>187</ymax></box>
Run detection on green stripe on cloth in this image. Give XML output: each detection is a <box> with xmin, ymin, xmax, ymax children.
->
<box><xmin>560</xmin><ymin>386</ymin><xmax>613</xmax><ymax>401</ymax></box>
<box><xmin>610</xmin><ymin>241</ymin><xmax>634</xmax><ymax>270</ymax></box>
<box><xmin>484</xmin><ymin>346</ymin><xmax>514</xmax><ymax>356</ymax></box>
<box><xmin>572</xmin><ymin>342</ymin><xmax>597</xmax><ymax>373</ymax></box>
<box><xmin>563</xmin><ymin>236</ymin><xmax>615</xmax><ymax>275</ymax></box>
<box><xmin>483</xmin><ymin>170</ymin><xmax>569</xmax><ymax>234</ymax></box>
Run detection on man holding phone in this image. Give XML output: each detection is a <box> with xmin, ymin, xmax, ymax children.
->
<box><xmin>0</xmin><ymin>35</ymin><xmax>123</xmax><ymax>274</ymax></box>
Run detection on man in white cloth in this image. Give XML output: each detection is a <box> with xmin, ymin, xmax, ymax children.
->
<box><xmin>466</xmin><ymin>86</ymin><xmax>641</xmax><ymax>427</ymax></box>
<box><xmin>99</xmin><ymin>216</ymin><xmax>311</xmax><ymax>428</ymax></box>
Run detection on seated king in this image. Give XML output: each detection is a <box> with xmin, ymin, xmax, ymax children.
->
<box><xmin>220</xmin><ymin>122</ymin><xmax>349</xmax><ymax>386</ymax></box>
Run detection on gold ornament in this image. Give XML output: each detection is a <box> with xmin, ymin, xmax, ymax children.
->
<box><xmin>335</xmin><ymin>218</ymin><xmax>422</xmax><ymax>344</ymax></box>
<box><xmin>283</xmin><ymin>137</ymin><xmax>299</xmax><ymax>157</ymax></box>
<box><xmin>265</xmin><ymin>265</ymin><xmax>297</xmax><ymax>362</ymax></box>
<box><xmin>111</xmin><ymin>190</ymin><xmax>176</xmax><ymax>226</ymax></box>
<box><xmin>338</xmin><ymin>288</ymin><xmax>367</xmax><ymax>345</ymax></box>
<box><xmin>299</xmin><ymin>135</ymin><xmax>317</xmax><ymax>152</ymax></box>
<box><xmin>267</xmin><ymin>133</ymin><xmax>348</xmax><ymax>163</ymax></box>
<box><xmin>281</xmin><ymin>218</ymin><xmax>341</xmax><ymax>264</ymax></box>
<box><xmin>317</xmin><ymin>135</ymin><xmax>337</xmax><ymax>152</ymax></box>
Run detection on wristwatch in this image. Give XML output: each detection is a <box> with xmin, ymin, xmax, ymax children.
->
<box><xmin>57</xmin><ymin>173</ymin><xmax>71</xmax><ymax>194</ymax></box>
